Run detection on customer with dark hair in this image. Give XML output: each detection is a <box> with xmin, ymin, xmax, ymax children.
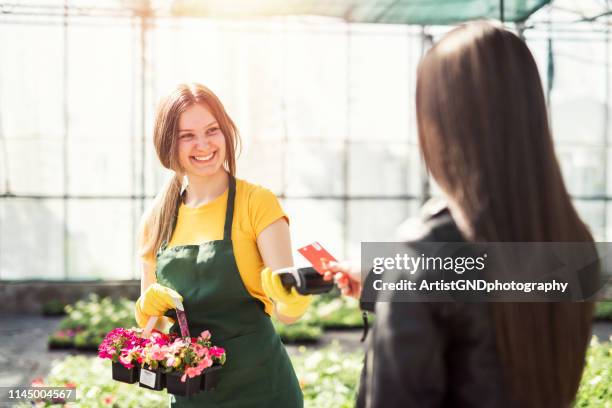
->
<box><xmin>327</xmin><ymin>21</ymin><xmax>599</xmax><ymax>408</ymax></box>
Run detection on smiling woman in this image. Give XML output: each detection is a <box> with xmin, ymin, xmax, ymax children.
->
<box><xmin>134</xmin><ymin>83</ymin><xmax>309</xmax><ymax>407</ymax></box>
<box><xmin>177</xmin><ymin>104</ymin><xmax>227</xmax><ymax>185</ymax></box>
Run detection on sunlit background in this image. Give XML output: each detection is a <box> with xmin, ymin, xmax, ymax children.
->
<box><xmin>1</xmin><ymin>0</ymin><xmax>611</xmax><ymax>281</ymax></box>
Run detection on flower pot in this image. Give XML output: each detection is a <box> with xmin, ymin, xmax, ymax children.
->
<box><xmin>166</xmin><ymin>372</ymin><xmax>202</xmax><ymax>397</ymax></box>
<box><xmin>138</xmin><ymin>366</ymin><xmax>165</xmax><ymax>391</ymax></box>
<box><xmin>112</xmin><ymin>361</ymin><xmax>140</xmax><ymax>384</ymax></box>
<box><xmin>201</xmin><ymin>365</ymin><xmax>223</xmax><ymax>391</ymax></box>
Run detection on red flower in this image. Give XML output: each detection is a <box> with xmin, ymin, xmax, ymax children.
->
<box><xmin>31</xmin><ymin>378</ymin><xmax>44</xmax><ymax>387</ymax></box>
<box><xmin>103</xmin><ymin>395</ymin><xmax>114</xmax><ymax>405</ymax></box>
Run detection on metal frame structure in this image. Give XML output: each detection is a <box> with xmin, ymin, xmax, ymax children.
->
<box><xmin>1</xmin><ymin>1</ymin><xmax>611</xmax><ymax>280</ymax></box>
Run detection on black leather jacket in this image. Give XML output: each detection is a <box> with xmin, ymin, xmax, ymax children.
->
<box><xmin>356</xmin><ymin>203</ymin><xmax>516</xmax><ymax>408</ymax></box>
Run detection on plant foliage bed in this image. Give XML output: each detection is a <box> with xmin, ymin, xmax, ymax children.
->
<box><xmin>575</xmin><ymin>337</ymin><xmax>612</xmax><ymax>407</ymax></box>
<box><xmin>272</xmin><ymin>291</ymin><xmax>373</xmax><ymax>343</ymax></box>
<box><xmin>21</xmin><ymin>338</ymin><xmax>611</xmax><ymax>407</ymax></box>
<box><xmin>595</xmin><ymin>302</ymin><xmax>612</xmax><ymax>321</ymax></box>
<box><xmin>17</xmin><ymin>343</ymin><xmax>362</xmax><ymax>407</ymax></box>
<box><xmin>48</xmin><ymin>294</ymin><xmax>137</xmax><ymax>351</ymax></box>
<box><xmin>272</xmin><ymin>314</ymin><xmax>324</xmax><ymax>344</ymax></box>
<box><xmin>15</xmin><ymin>357</ymin><xmax>169</xmax><ymax>408</ymax></box>
<box><xmin>292</xmin><ymin>343</ymin><xmax>363</xmax><ymax>408</ymax></box>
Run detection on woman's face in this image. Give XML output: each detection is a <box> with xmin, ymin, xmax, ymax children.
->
<box><xmin>177</xmin><ymin>103</ymin><xmax>226</xmax><ymax>179</ymax></box>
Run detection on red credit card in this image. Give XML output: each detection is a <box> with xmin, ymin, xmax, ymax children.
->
<box><xmin>298</xmin><ymin>242</ymin><xmax>337</xmax><ymax>274</ymax></box>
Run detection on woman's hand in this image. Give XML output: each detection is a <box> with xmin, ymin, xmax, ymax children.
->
<box><xmin>323</xmin><ymin>261</ymin><xmax>362</xmax><ymax>300</ymax></box>
<box><xmin>261</xmin><ymin>268</ymin><xmax>312</xmax><ymax>321</ymax></box>
<box><xmin>135</xmin><ymin>283</ymin><xmax>183</xmax><ymax>328</ymax></box>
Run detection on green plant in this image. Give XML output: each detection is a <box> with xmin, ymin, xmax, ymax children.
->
<box><xmin>74</xmin><ymin>330</ymin><xmax>106</xmax><ymax>350</ymax></box>
<box><xmin>575</xmin><ymin>337</ymin><xmax>612</xmax><ymax>407</ymax></box>
<box><xmin>53</xmin><ymin>294</ymin><xmax>137</xmax><ymax>349</ymax></box>
<box><xmin>42</xmin><ymin>299</ymin><xmax>68</xmax><ymax>316</ymax></box>
<box><xmin>292</xmin><ymin>342</ymin><xmax>363</xmax><ymax>408</ymax></box>
<box><xmin>48</xmin><ymin>330</ymin><xmax>76</xmax><ymax>348</ymax></box>
<box><xmin>15</xmin><ymin>339</ymin><xmax>611</xmax><ymax>408</ymax></box>
<box><xmin>594</xmin><ymin>302</ymin><xmax>612</xmax><ymax>321</ymax></box>
<box><xmin>272</xmin><ymin>316</ymin><xmax>323</xmax><ymax>343</ymax></box>
<box><xmin>312</xmin><ymin>295</ymin><xmax>370</xmax><ymax>329</ymax></box>
<box><xmin>13</xmin><ymin>356</ymin><xmax>168</xmax><ymax>408</ymax></box>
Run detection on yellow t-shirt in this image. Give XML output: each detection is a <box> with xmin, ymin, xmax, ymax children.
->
<box><xmin>140</xmin><ymin>178</ymin><xmax>287</xmax><ymax>316</ymax></box>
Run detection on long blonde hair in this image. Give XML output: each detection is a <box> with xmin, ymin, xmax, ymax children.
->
<box><xmin>141</xmin><ymin>83</ymin><xmax>241</xmax><ymax>258</ymax></box>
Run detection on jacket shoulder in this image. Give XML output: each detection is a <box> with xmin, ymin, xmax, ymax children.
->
<box><xmin>396</xmin><ymin>198</ymin><xmax>463</xmax><ymax>243</ymax></box>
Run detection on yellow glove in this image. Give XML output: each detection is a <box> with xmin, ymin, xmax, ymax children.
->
<box><xmin>135</xmin><ymin>283</ymin><xmax>183</xmax><ymax>329</ymax></box>
<box><xmin>261</xmin><ymin>267</ymin><xmax>312</xmax><ymax>318</ymax></box>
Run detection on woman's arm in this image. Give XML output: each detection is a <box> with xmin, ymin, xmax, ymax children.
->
<box><xmin>256</xmin><ymin>217</ymin><xmax>301</xmax><ymax>324</ymax></box>
<box><xmin>257</xmin><ymin>217</ymin><xmax>293</xmax><ymax>270</ymax></box>
<box><xmin>141</xmin><ymin>260</ymin><xmax>157</xmax><ymax>294</ymax></box>
<box><xmin>135</xmin><ymin>214</ymin><xmax>180</xmax><ymax>330</ymax></box>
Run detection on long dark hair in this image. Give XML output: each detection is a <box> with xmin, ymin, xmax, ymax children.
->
<box><xmin>416</xmin><ymin>22</ymin><xmax>595</xmax><ymax>407</ymax></box>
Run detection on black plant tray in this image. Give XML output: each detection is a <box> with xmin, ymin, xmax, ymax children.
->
<box><xmin>112</xmin><ymin>361</ymin><xmax>140</xmax><ymax>384</ymax></box>
<box><xmin>166</xmin><ymin>372</ymin><xmax>202</xmax><ymax>396</ymax></box>
<box><xmin>200</xmin><ymin>365</ymin><xmax>223</xmax><ymax>391</ymax></box>
<box><xmin>138</xmin><ymin>366</ymin><xmax>166</xmax><ymax>391</ymax></box>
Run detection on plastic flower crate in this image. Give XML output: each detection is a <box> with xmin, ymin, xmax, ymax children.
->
<box><xmin>99</xmin><ymin>306</ymin><xmax>226</xmax><ymax>398</ymax></box>
<box><xmin>201</xmin><ymin>364</ymin><xmax>222</xmax><ymax>391</ymax></box>
<box><xmin>139</xmin><ymin>365</ymin><xmax>166</xmax><ymax>391</ymax></box>
<box><xmin>112</xmin><ymin>361</ymin><xmax>140</xmax><ymax>384</ymax></box>
<box><xmin>166</xmin><ymin>371</ymin><xmax>201</xmax><ymax>396</ymax></box>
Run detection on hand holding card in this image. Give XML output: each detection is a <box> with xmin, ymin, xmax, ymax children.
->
<box><xmin>297</xmin><ymin>242</ymin><xmax>337</xmax><ymax>274</ymax></box>
<box><xmin>297</xmin><ymin>242</ymin><xmax>362</xmax><ymax>299</ymax></box>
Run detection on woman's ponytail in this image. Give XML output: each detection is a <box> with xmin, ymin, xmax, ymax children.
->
<box><xmin>140</xmin><ymin>173</ymin><xmax>182</xmax><ymax>260</ymax></box>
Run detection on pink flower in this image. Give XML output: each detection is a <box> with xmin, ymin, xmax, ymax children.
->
<box><xmin>149</xmin><ymin>344</ymin><xmax>169</xmax><ymax>361</ymax></box>
<box><xmin>169</xmin><ymin>338</ymin><xmax>187</xmax><ymax>353</ymax></box>
<box><xmin>199</xmin><ymin>330</ymin><xmax>211</xmax><ymax>341</ymax></box>
<box><xmin>197</xmin><ymin>356</ymin><xmax>213</xmax><ymax>371</ymax></box>
<box><xmin>181</xmin><ymin>366</ymin><xmax>202</xmax><ymax>382</ymax></box>
<box><xmin>149</xmin><ymin>331</ymin><xmax>173</xmax><ymax>346</ymax></box>
<box><xmin>119</xmin><ymin>353</ymin><xmax>134</xmax><ymax>369</ymax></box>
<box><xmin>98</xmin><ymin>328</ymin><xmax>148</xmax><ymax>364</ymax></box>
<box><xmin>193</xmin><ymin>344</ymin><xmax>209</xmax><ymax>358</ymax></box>
<box><xmin>210</xmin><ymin>346</ymin><xmax>225</xmax><ymax>358</ymax></box>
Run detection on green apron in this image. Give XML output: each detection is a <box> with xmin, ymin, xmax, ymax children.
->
<box><xmin>155</xmin><ymin>176</ymin><xmax>303</xmax><ymax>407</ymax></box>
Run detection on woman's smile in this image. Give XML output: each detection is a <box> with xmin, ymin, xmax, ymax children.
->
<box><xmin>177</xmin><ymin>103</ymin><xmax>227</xmax><ymax>178</ymax></box>
<box><xmin>190</xmin><ymin>151</ymin><xmax>216</xmax><ymax>165</ymax></box>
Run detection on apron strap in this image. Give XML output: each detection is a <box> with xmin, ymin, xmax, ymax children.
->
<box><xmin>223</xmin><ymin>175</ymin><xmax>236</xmax><ymax>241</ymax></box>
<box><xmin>158</xmin><ymin>174</ymin><xmax>235</xmax><ymax>251</ymax></box>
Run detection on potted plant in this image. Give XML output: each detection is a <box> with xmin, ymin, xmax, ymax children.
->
<box><xmin>163</xmin><ymin>330</ymin><xmax>226</xmax><ymax>396</ymax></box>
<box><xmin>98</xmin><ymin>328</ymin><xmax>147</xmax><ymax>384</ymax></box>
<box><xmin>139</xmin><ymin>331</ymin><xmax>174</xmax><ymax>391</ymax></box>
<box><xmin>48</xmin><ymin>329</ymin><xmax>78</xmax><ymax>350</ymax></box>
<box><xmin>75</xmin><ymin>330</ymin><xmax>106</xmax><ymax>352</ymax></box>
<box><xmin>201</xmin><ymin>346</ymin><xmax>226</xmax><ymax>391</ymax></box>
